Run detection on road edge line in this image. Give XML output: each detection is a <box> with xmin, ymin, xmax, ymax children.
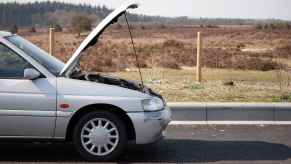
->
<box><xmin>170</xmin><ymin>121</ymin><xmax>291</xmax><ymax>125</ymax></box>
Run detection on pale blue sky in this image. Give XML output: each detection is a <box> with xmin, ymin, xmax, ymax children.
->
<box><xmin>3</xmin><ymin>0</ymin><xmax>291</xmax><ymax>20</ymax></box>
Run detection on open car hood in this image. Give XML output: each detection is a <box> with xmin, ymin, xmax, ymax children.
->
<box><xmin>60</xmin><ymin>1</ymin><xmax>139</xmax><ymax>76</ymax></box>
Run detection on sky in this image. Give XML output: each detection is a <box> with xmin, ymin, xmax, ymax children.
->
<box><xmin>3</xmin><ymin>0</ymin><xmax>291</xmax><ymax>20</ymax></box>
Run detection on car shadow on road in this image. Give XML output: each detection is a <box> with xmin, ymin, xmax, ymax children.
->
<box><xmin>124</xmin><ymin>139</ymin><xmax>291</xmax><ymax>163</ymax></box>
<box><xmin>0</xmin><ymin>139</ymin><xmax>290</xmax><ymax>163</ymax></box>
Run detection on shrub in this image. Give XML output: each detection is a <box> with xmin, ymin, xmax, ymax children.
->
<box><xmin>54</xmin><ymin>24</ymin><xmax>63</xmax><ymax>32</ymax></box>
<box><xmin>135</xmin><ymin>59</ymin><xmax>148</xmax><ymax>68</ymax></box>
<box><xmin>71</xmin><ymin>14</ymin><xmax>92</xmax><ymax>37</ymax></box>
<box><xmin>232</xmin><ymin>56</ymin><xmax>280</xmax><ymax>71</ymax></box>
<box><xmin>162</xmin><ymin>39</ymin><xmax>185</xmax><ymax>48</ymax></box>
<box><xmin>256</xmin><ymin>22</ymin><xmax>291</xmax><ymax>31</ymax></box>
<box><xmin>160</xmin><ymin>59</ymin><xmax>180</xmax><ymax>69</ymax></box>
<box><xmin>255</xmin><ymin>24</ymin><xmax>263</xmax><ymax>30</ymax></box>
<box><xmin>9</xmin><ymin>25</ymin><xmax>18</xmax><ymax>34</ymax></box>
<box><xmin>140</xmin><ymin>25</ymin><xmax>146</xmax><ymax>30</ymax></box>
<box><xmin>206</xmin><ymin>24</ymin><xmax>218</xmax><ymax>28</ymax></box>
<box><xmin>29</xmin><ymin>26</ymin><xmax>36</xmax><ymax>33</ymax></box>
<box><xmin>160</xmin><ymin>24</ymin><xmax>167</xmax><ymax>29</ymax></box>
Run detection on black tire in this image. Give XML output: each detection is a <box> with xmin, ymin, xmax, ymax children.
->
<box><xmin>73</xmin><ymin>110</ymin><xmax>127</xmax><ymax>161</ymax></box>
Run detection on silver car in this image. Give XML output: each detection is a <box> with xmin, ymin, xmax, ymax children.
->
<box><xmin>0</xmin><ymin>1</ymin><xmax>171</xmax><ymax>161</ymax></box>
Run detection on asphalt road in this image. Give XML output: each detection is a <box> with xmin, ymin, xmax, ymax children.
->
<box><xmin>0</xmin><ymin>125</ymin><xmax>291</xmax><ymax>163</ymax></box>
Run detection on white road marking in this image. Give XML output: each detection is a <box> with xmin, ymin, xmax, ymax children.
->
<box><xmin>170</xmin><ymin>121</ymin><xmax>291</xmax><ymax>125</ymax></box>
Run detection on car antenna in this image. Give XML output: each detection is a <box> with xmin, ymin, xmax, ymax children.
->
<box><xmin>124</xmin><ymin>12</ymin><xmax>145</xmax><ymax>90</ymax></box>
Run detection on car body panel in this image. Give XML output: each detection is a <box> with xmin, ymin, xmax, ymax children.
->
<box><xmin>60</xmin><ymin>0</ymin><xmax>139</xmax><ymax>76</ymax></box>
<box><xmin>54</xmin><ymin>77</ymin><xmax>150</xmax><ymax>139</ymax></box>
<box><xmin>56</xmin><ymin>77</ymin><xmax>149</xmax><ymax>114</ymax></box>
<box><xmin>0</xmin><ymin>78</ymin><xmax>57</xmax><ymax>137</ymax></box>
<box><xmin>127</xmin><ymin>107</ymin><xmax>171</xmax><ymax>144</ymax></box>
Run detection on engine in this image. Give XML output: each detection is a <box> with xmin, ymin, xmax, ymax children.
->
<box><xmin>74</xmin><ymin>72</ymin><xmax>163</xmax><ymax>99</ymax></box>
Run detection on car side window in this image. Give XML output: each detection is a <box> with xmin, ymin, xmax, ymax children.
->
<box><xmin>0</xmin><ymin>43</ymin><xmax>31</xmax><ymax>79</ymax></box>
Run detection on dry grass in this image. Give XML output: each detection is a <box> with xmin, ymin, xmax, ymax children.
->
<box><xmin>114</xmin><ymin>68</ymin><xmax>291</xmax><ymax>102</ymax></box>
<box><xmin>22</xmin><ymin>27</ymin><xmax>291</xmax><ymax>72</ymax></box>
<box><xmin>19</xmin><ymin>25</ymin><xmax>291</xmax><ymax>102</ymax></box>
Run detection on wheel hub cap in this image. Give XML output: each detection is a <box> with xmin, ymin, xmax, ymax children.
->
<box><xmin>90</xmin><ymin>127</ymin><xmax>108</xmax><ymax>145</ymax></box>
<box><xmin>81</xmin><ymin>118</ymin><xmax>119</xmax><ymax>156</ymax></box>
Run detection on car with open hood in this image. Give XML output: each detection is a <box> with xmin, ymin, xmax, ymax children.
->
<box><xmin>0</xmin><ymin>1</ymin><xmax>171</xmax><ymax>161</ymax></box>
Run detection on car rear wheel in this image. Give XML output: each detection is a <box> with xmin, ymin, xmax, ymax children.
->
<box><xmin>73</xmin><ymin>110</ymin><xmax>127</xmax><ymax>161</ymax></box>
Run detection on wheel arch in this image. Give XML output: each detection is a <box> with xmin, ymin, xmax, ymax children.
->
<box><xmin>66</xmin><ymin>103</ymin><xmax>136</xmax><ymax>142</ymax></box>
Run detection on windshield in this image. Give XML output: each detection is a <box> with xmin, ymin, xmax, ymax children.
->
<box><xmin>6</xmin><ymin>35</ymin><xmax>65</xmax><ymax>76</ymax></box>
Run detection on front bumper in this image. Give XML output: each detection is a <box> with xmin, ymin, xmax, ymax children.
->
<box><xmin>127</xmin><ymin>106</ymin><xmax>172</xmax><ymax>144</ymax></box>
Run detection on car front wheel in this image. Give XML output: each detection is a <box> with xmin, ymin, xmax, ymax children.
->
<box><xmin>73</xmin><ymin>110</ymin><xmax>127</xmax><ymax>161</ymax></box>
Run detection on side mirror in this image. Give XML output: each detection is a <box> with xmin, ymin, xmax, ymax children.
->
<box><xmin>24</xmin><ymin>68</ymin><xmax>41</xmax><ymax>80</ymax></box>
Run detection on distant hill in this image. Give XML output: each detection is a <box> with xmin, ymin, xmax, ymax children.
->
<box><xmin>0</xmin><ymin>1</ymin><xmax>290</xmax><ymax>28</ymax></box>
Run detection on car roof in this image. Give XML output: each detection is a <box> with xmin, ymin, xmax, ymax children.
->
<box><xmin>0</xmin><ymin>31</ymin><xmax>13</xmax><ymax>38</ymax></box>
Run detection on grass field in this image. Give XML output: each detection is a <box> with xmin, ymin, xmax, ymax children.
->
<box><xmin>18</xmin><ymin>25</ymin><xmax>291</xmax><ymax>102</ymax></box>
<box><xmin>114</xmin><ymin>68</ymin><xmax>290</xmax><ymax>102</ymax></box>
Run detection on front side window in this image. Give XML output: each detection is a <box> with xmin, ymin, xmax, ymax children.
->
<box><xmin>0</xmin><ymin>44</ymin><xmax>31</xmax><ymax>79</ymax></box>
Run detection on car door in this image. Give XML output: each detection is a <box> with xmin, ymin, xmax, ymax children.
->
<box><xmin>0</xmin><ymin>43</ymin><xmax>56</xmax><ymax>138</ymax></box>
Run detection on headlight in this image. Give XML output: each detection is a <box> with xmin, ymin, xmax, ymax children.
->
<box><xmin>142</xmin><ymin>97</ymin><xmax>165</xmax><ymax>111</ymax></box>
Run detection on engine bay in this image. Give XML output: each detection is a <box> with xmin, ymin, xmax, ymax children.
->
<box><xmin>72</xmin><ymin>72</ymin><xmax>163</xmax><ymax>99</ymax></box>
<box><xmin>82</xmin><ymin>73</ymin><xmax>142</xmax><ymax>91</ymax></box>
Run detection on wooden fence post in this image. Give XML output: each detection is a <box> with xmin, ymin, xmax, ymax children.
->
<box><xmin>49</xmin><ymin>28</ymin><xmax>55</xmax><ymax>56</ymax></box>
<box><xmin>196</xmin><ymin>31</ymin><xmax>202</xmax><ymax>82</ymax></box>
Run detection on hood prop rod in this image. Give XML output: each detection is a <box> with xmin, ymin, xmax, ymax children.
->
<box><xmin>124</xmin><ymin>12</ymin><xmax>145</xmax><ymax>90</ymax></box>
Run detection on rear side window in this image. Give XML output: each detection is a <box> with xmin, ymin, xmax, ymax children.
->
<box><xmin>0</xmin><ymin>44</ymin><xmax>31</xmax><ymax>79</ymax></box>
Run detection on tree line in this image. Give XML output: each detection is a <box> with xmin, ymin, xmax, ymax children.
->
<box><xmin>0</xmin><ymin>1</ymin><xmax>290</xmax><ymax>29</ymax></box>
<box><xmin>0</xmin><ymin>1</ymin><xmax>112</xmax><ymax>28</ymax></box>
